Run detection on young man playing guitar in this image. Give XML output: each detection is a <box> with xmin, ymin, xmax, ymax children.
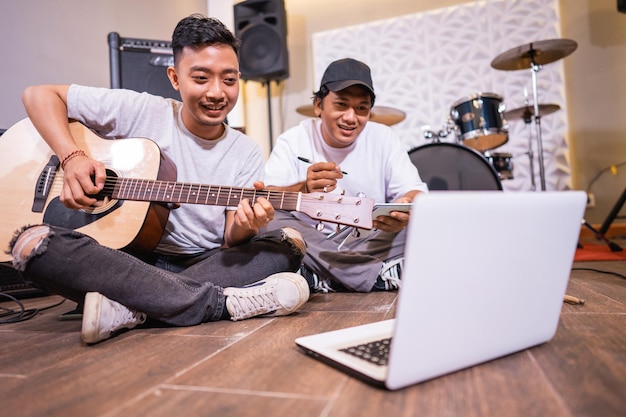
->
<box><xmin>262</xmin><ymin>58</ymin><xmax>428</xmax><ymax>293</ymax></box>
<box><xmin>8</xmin><ymin>15</ymin><xmax>311</xmax><ymax>344</ymax></box>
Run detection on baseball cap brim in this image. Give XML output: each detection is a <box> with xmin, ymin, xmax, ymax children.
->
<box><xmin>325</xmin><ymin>80</ymin><xmax>374</xmax><ymax>96</ymax></box>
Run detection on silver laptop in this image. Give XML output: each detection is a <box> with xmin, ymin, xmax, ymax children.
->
<box><xmin>295</xmin><ymin>191</ymin><xmax>586</xmax><ymax>390</ymax></box>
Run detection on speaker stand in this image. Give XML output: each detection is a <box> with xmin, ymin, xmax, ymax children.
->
<box><xmin>599</xmin><ymin>185</ymin><xmax>626</xmax><ymax>238</ymax></box>
<box><xmin>581</xmin><ymin>220</ymin><xmax>623</xmax><ymax>252</ymax></box>
<box><xmin>266</xmin><ymin>81</ymin><xmax>274</xmax><ymax>152</ymax></box>
<box><xmin>580</xmin><ymin>186</ymin><xmax>625</xmax><ymax>252</ymax></box>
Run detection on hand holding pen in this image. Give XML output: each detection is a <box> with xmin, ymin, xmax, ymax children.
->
<box><xmin>297</xmin><ymin>156</ymin><xmax>349</xmax><ymax>175</ymax></box>
<box><xmin>297</xmin><ymin>156</ymin><xmax>347</xmax><ymax>193</ymax></box>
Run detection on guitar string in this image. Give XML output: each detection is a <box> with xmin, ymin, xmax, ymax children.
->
<box><xmin>46</xmin><ymin>174</ymin><xmax>303</xmax><ymax>205</ymax></box>
<box><xmin>48</xmin><ymin>174</ymin><xmax>363</xmax><ymax>208</ymax></box>
<box><xmin>107</xmin><ymin>177</ymin><xmax>301</xmax><ymax>206</ymax></box>
<box><xmin>44</xmin><ymin>174</ymin><xmax>366</xmax><ymax>226</ymax></box>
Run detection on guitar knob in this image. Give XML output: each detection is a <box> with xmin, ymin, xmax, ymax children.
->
<box><xmin>316</xmin><ymin>222</ymin><xmax>325</xmax><ymax>231</ymax></box>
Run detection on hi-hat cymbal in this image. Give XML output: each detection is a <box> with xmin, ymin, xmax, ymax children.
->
<box><xmin>491</xmin><ymin>39</ymin><xmax>578</xmax><ymax>71</ymax></box>
<box><xmin>504</xmin><ymin>103</ymin><xmax>561</xmax><ymax>120</ymax></box>
<box><xmin>295</xmin><ymin>104</ymin><xmax>406</xmax><ymax>126</ymax></box>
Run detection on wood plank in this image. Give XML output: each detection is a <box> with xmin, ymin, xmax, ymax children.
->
<box><xmin>531</xmin><ymin>314</ymin><xmax>626</xmax><ymax>417</ymax></box>
<box><xmin>0</xmin><ymin>332</ymin><xmax>237</xmax><ymax>417</ymax></box>
<box><xmin>115</xmin><ymin>388</ymin><xmax>329</xmax><ymax>417</ymax></box>
<box><xmin>167</xmin><ymin>311</ymin><xmax>389</xmax><ymax>396</ymax></box>
<box><xmin>327</xmin><ymin>353</ymin><xmax>570</xmax><ymax>417</ymax></box>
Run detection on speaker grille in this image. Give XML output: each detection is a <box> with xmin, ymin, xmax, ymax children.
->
<box><xmin>239</xmin><ymin>25</ymin><xmax>285</xmax><ymax>79</ymax></box>
<box><xmin>234</xmin><ymin>0</ymin><xmax>289</xmax><ymax>82</ymax></box>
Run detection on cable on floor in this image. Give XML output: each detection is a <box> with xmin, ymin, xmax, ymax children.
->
<box><xmin>571</xmin><ymin>267</ymin><xmax>626</xmax><ymax>281</ymax></box>
<box><xmin>0</xmin><ymin>293</ymin><xmax>66</xmax><ymax>324</ymax></box>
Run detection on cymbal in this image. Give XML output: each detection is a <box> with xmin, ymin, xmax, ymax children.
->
<box><xmin>504</xmin><ymin>104</ymin><xmax>561</xmax><ymax>120</ymax></box>
<box><xmin>295</xmin><ymin>104</ymin><xmax>406</xmax><ymax>126</ymax></box>
<box><xmin>491</xmin><ymin>39</ymin><xmax>578</xmax><ymax>71</ymax></box>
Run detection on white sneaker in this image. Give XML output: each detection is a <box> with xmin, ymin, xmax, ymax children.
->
<box><xmin>374</xmin><ymin>257</ymin><xmax>403</xmax><ymax>291</ymax></box>
<box><xmin>81</xmin><ymin>292</ymin><xmax>147</xmax><ymax>344</ymax></box>
<box><xmin>299</xmin><ymin>265</ymin><xmax>336</xmax><ymax>293</ymax></box>
<box><xmin>224</xmin><ymin>272</ymin><xmax>310</xmax><ymax>321</ymax></box>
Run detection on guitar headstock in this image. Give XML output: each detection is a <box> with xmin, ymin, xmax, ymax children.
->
<box><xmin>298</xmin><ymin>192</ymin><xmax>374</xmax><ymax>229</ymax></box>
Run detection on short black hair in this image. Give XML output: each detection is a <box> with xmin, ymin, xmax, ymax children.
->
<box><xmin>171</xmin><ymin>14</ymin><xmax>241</xmax><ymax>65</ymax></box>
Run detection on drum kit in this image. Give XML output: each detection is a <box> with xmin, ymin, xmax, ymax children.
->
<box><xmin>413</xmin><ymin>38</ymin><xmax>577</xmax><ymax>191</ymax></box>
<box><xmin>295</xmin><ymin>38</ymin><xmax>577</xmax><ymax>192</ymax></box>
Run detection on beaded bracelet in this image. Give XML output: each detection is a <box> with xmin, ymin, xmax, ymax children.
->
<box><xmin>61</xmin><ymin>149</ymin><xmax>87</xmax><ymax>170</ymax></box>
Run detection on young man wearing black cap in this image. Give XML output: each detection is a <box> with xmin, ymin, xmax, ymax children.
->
<box><xmin>260</xmin><ymin>58</ymin><xmax>428</xmax><ymax>292</ymax></box>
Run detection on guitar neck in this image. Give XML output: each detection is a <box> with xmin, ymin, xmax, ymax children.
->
<box><xmin>102</xmin><ymin>177</ymin><xmax>299</xmax><ymax>210</ymax></box>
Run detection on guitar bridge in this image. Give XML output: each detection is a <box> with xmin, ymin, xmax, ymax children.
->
<box><xmin>32</xmin><ymin>155</ymin><xmax>60</xmax><ymax>213</ymax></box>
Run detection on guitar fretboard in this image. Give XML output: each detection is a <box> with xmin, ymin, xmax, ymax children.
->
<box><xmin>102</xmin><ymin>177</ymin><xmax>300</xmax><ymax>210</ymax></box>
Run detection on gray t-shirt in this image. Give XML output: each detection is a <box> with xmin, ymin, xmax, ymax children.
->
<box><xmin>67</xmin><ymin>85</ymin><xmax>264</xmax><ymax>255</ymax></box>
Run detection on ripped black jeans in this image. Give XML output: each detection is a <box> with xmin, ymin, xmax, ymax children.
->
<box><xmin>9</xmin><ymin>225</ymin><xmax>304</xmax><ymax>325</ymax></box>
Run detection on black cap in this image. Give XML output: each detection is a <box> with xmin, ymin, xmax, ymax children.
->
<box><xmin>320</xmin><ymin>58</ymin><xmax>375</xmax><ymax>97</ymax></box>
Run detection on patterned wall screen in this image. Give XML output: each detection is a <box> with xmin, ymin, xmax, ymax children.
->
<box><xmin>312</xmin><ymin>0</ymin><xmax>570</xmax><ymax>191</ymax></box>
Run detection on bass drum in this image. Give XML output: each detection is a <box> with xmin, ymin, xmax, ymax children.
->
<box><xmin>409</xmin><ymin>143</ymin><xmax>502</xmax><ymax>191</ymax></box>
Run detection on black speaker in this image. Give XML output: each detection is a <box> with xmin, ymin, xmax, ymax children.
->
<box><xmin>620</xmin><ymin>0</ymin><xmax>626</xmax><ymax>13</ymax></box>
<box><xmin>108</xmin><ymin>32</ymin><xmax>181</xmax><ymax>100</ymax></box>
<box><xmin>234</xmin><ymin>0</ymin><xmax>289</xmax><ymax>82</ymax></box>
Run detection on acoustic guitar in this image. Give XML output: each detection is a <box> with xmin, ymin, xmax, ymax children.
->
<box><xmin>0</xmin><ymin>118</ymin><xmax>373</xmax><ymax>262</ymax></box>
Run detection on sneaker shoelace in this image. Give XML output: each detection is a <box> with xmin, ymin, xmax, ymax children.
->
<box><xmin>301</xmin><ymin>266</ymin><xmax>335</xmax><ymax>293</ymax></box>
<box><xmin>311</xmin><ymin>272</ymin><xmax>335</xmax><ymax>293</ymax></box>
<box><xmin>228</xmin><ymin>285</ymin><xmax>282</xmax><ymax>320</ymax></box>
<box><xmin>378</xmin><ymin>258</ymin><xmax>403</xmax><ymax>290</ymax></box>
<box><xmin>110</xmin><ymin>303</ymin><xmax>145</xmax><ymax>330</ymax></box>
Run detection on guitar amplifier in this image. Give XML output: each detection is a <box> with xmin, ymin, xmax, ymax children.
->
<box><xmin>0</xmin><ymin>264</ymin><xmax>47</xmax><ymax>299</ymax></box>
<box><xmin>107</xmin><ymin>32</ymin><xmax>181</xmax><ymax>101</ymax></box>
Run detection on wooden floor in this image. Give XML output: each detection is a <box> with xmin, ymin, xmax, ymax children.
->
<box><xmin>1</xmin><ymin>239</ymin><xmax>625</xmax><ymax>417</ymax></box>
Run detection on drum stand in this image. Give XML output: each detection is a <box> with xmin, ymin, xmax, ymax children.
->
<box><xmin>492</xmin><ymin>39</ymin><xmax>578</xmax><ymax>191</ymax></box>
<box><xmin>529</xmin><ymin>62</ymin><xmax>548</xmax><ymax>191</ymax></box>
<box><xmin>522</xmin><ymin>109</ymin><xmax>537</xmax><ymax>191</ymax></box>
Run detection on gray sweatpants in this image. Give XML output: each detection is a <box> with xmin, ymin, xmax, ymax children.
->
<box><xmin>267</xmin><ymin>210</ymin><xmax>407</xmax><ymax>292</ymax></box>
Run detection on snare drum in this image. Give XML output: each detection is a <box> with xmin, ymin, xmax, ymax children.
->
<box><xmin>450</xmin><ymin>93</ymin><xmax>508</xmax><ymax>152</ymax></box>
<box><xmin>408</xmin><ymin>143</ymin><xmax>502</xmax><ymax>191</ymax></box>
<box><xmin>484</xmin><ymin>152</ymin><xmax>514</xmax><ymax>180</ymax></box>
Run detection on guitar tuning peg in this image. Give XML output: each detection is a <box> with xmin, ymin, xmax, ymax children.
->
<box><xmin>316</xmin><ymin>222</ymin><xmax>325</xmax><ymax>232</ymax></box>
<box><xmin>336</xmin><ymin>224</ymin><xmax>341</xmax><ymax>234</ymax></box>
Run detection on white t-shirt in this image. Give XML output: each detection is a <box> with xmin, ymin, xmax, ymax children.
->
<box><xmin>265</xmin><ymin>118</ymin><xmax>428</xmax><ymax>232</ymax></box>
<box><xmin>67</xmin><ymin>85</ymin><xmax>264</xmax><ymax>254</ymax></box>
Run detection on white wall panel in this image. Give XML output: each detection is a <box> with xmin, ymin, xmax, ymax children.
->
<box><xmin>313</xmin><ymin>0</ymin><xmax>570</xmax><ymax>191</ymax></box>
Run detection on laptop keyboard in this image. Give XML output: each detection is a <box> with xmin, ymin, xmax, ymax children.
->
<box><xmin>339</xmin><ymin>337</ymin><xmax>392</xmax><ymax>366</ymax></box>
